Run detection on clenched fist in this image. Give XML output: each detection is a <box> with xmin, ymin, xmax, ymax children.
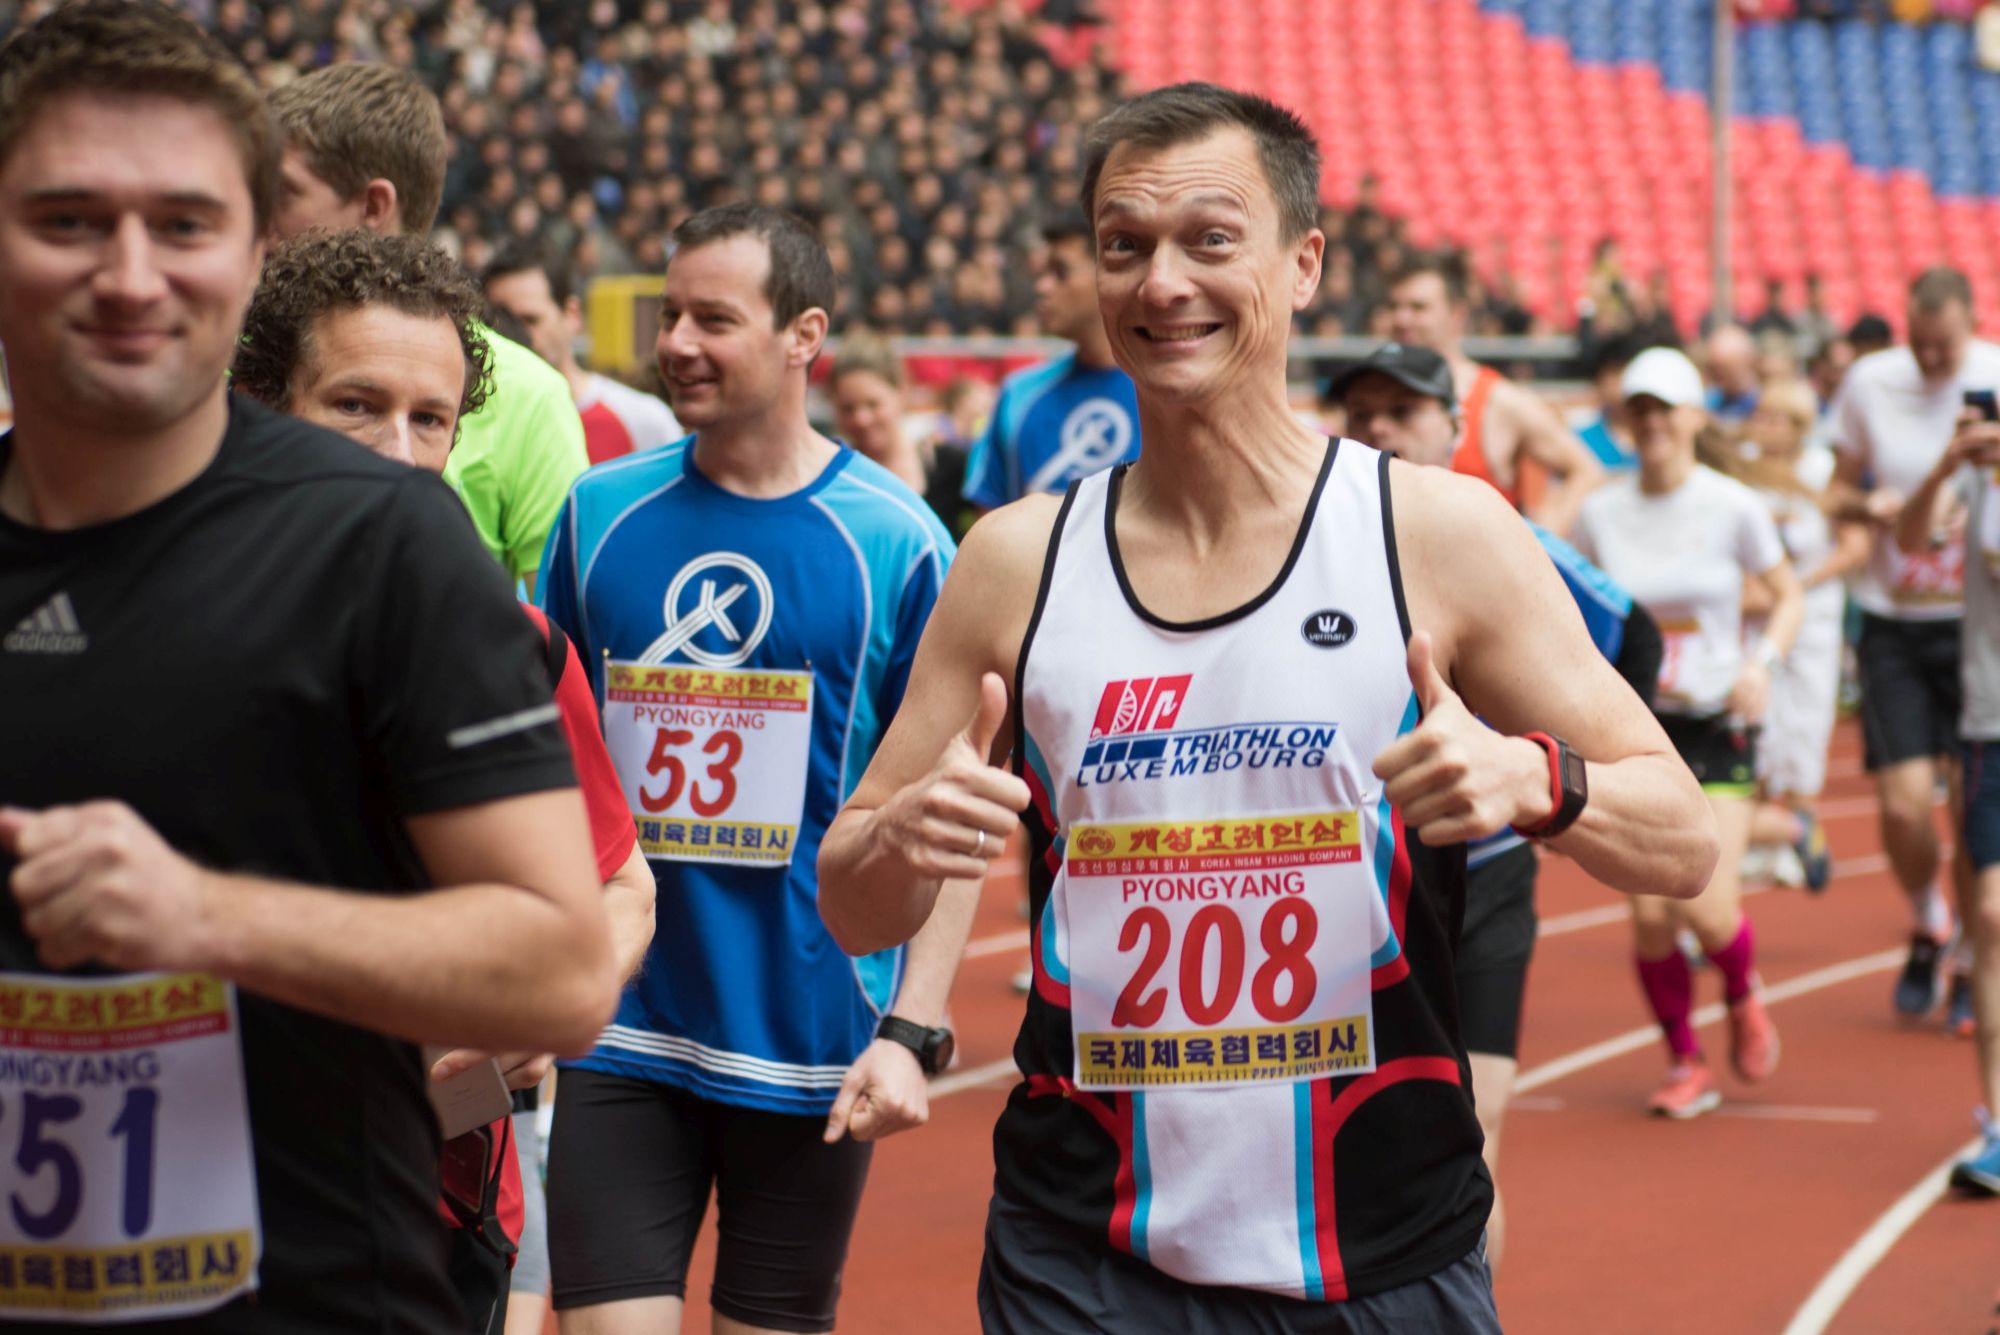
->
<box><xmin>1</xmin><ymin>801</ymin><xmax>225</xmax><ymax>973</ymax></box>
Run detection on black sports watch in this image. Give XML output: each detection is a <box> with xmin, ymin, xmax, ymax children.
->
<box><xmin>876</xmin><ymin>1016</ymin><xmax>955</xmax><ymax>1076</ymax></box>
<box><xmin>1511</xmin><ymin>731</ymin><xmax>1588</xmax><ymax>840</ymax></box>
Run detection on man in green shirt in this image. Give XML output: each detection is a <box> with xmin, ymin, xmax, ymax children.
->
<box><xmin>267</xmin><ymin>63</ymin><xmax>586</xmax><ymax>593</ymax></box>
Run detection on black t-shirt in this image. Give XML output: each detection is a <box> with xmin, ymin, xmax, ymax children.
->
<box><xmin>0</xmin><ymin>397</ymin><xmax>576</xmax><ymax>1331</ymax></box>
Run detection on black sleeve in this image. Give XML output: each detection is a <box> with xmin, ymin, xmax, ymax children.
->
<box><xmin>1613</xmin><ymin>601</ymin><xmax>1662</xmax><ymax>711</ymax></box>
<box><xmin>350</xmin><ymin>472</ymin><xmax>577</xmax><ymax>816</ymax></box>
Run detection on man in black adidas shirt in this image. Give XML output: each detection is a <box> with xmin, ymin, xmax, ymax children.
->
<box><xmin>0</xmin><ymin>5</ymin><xmax>616</xmax><ymax>1329</ymax></box>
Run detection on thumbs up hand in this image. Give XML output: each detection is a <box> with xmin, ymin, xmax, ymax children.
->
<box><xmin>874</xmin><ymin>671</ymin><xmax>1030</xmax><ymax>881</ymax></box>
<box><xmin>1370</xmin><ymin>632</ymin><xmax>1556</xmax><ymax>846</ymax></box>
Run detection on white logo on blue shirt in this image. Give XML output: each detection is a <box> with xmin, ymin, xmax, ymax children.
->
<box><xmin>639</xmin><ymin>552</ymin><xmax>775</xmax><ymax>668</ymax></box>
<box><xmin>1028</xmin><ymin>397</ymin><xmax>1135</xmax><ymax>493</ymax></box>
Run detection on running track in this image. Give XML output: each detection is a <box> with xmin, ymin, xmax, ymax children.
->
<box><xmin>592</xmin><ymin>721</ymin><xmax>2000</xmax><ymax>1332</ymax></box>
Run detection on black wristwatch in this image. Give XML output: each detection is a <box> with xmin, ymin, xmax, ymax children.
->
<box><xmin>876</xmin><ymin>1016</ymin><xmax>955</xmax><ymax>1076</ymax></box>
<box><xmin>1511</xmin><ymin>731</ymin><xmax>1588</xmax><ymax>840</ymax></box>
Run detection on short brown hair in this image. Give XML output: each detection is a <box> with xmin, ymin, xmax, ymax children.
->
<box><xmin>671</xmin><ymin>203</ymin><xmax>836</xmax><ymax>328</ymax></box>
<box><xmin>1910</xmin><ymin>265</ymin><xmax>1973</xmax><ymax>315</ymax></box>
<box><xmin>233</xmin><ymin>230</ymin><xmax>491</xmax><ymax>432</ymax></box>
<box><xmin>269</xmin><ymin>63</ymin><xmax>447</xmax><ymax>235</ymax></box>
<box><xmin>1391</xmin><ymin>250</ymin><xmax>1471</xmax><ymax>307</ymax></box>
<box><xmin>0</xmin><ymin>0</ymin><xmax>279</xmax><ymax>230</ymax></box>
<box><xmin>1081</xmin><ymin>82</ymin><xmax>1322</xmax><ymax>241</ymax></box>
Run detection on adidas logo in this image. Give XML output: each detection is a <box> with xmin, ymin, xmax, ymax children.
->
<box><xmin>5</xmin><ymin>591</ymin><xmax>87</xmax><ymax>654</ymax></box>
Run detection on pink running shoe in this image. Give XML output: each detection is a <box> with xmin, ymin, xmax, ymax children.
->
<box><xmin>1728</xmin><ymin>988</ymin><xmax>1780</xmax><ymax>1082</ymax></box>
<box><xmin>1648</xmin><ymin>1059</ymin><xmax>1721</xmax><ymax>1119</ymax></box>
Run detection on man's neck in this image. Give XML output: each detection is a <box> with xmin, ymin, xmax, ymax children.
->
<box><xmin>1</xmin><ymin>385</ymin><xmax>231</xmax><ymax>531</ymax></box>
<box><xmin>563</xmin><ymin>359</ymin><xmax>594</xmax><ymax>405</ymax></box>
<box><xmin>1120</xmin><ymin>385</ymin><xmax>1325</xmax><ymax>544</ymax></box>
<box><xmin>691</xmin><ymin>399</ymin><xmax>840</xmax><ymax>499</ymax></box>
<box><xmin>1071</xmin><ymin>327</ymin><xmax>1118</xmax><ymax>371</ymax></box>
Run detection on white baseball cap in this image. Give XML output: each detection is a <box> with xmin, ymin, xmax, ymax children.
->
<box><xmin>1619</xmin><ymin>346</ymin><xmax>1706</xmax><ymax>410</ymax></box>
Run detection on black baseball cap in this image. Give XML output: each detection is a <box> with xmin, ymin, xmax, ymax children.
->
<box><xmin>1326</xmin><ymin>342</ymin><xmax>1456</xmax><ymax>412</ymax></box>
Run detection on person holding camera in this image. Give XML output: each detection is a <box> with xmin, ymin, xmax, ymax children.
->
<box><xmin>1832</xmin><ymin>267</ymin><xmax>2000</xmax><ymax>1024</ymax></box>
<box><xmin>1895</xmin><ymin>399</ymin><xmax>2000</xmax><ymax>1194</ymax></box>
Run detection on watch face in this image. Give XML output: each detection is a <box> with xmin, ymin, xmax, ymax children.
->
<box><xmin>927</xmin><ymin>1028</ymin><xmax>956</xmax><ymax>1074</ymax></box>
<box><xmin>1561</xmin><ymin>746</ymin><xmax>1588</xmax><ymax>798</ymax></box>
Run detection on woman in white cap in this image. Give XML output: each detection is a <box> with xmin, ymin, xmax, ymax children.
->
<box><xmin>1572</xmin><ymin>346</ymin><xmax>1806</xmax><ymax>1118</ymax></box>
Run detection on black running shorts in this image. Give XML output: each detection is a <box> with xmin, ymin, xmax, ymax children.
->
<box><xmin>1857</xmin><ymin>613</ymin><xmax>1961</xmax><ymax>771</ymax></box>
<box><xmin>546</xmin><ymin>1069</ymin><xmax>873</xmax><ymax>1333</ymax></box>
<box><xmin>1657</xmin><ymin>712</ymin><xmax>1759</xmax><ymax>796</ymax></box>
<box><xmin>977</xmin><ymin>1191</ymin><xmax>1501</xmax><ymax>1334</ymax></box>
<box><xmin>1456</xmin><ymin>842</ymin><xmax>1538</xmax><ymax>1060</ymax></box>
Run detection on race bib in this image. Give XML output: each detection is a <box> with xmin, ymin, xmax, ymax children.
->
<box><xmin>1063</xmin><ymin>812</ymin><xmax>1378</xmax><ymax>1091</ymax></box>
<box><xmin>1882</xmin><ymin>535</ymin><xmax>1964</xmax><ymax>607</ymax></box>
<box><xmin>0</xmin><ymin>972</ymin><xmax>259</xmax><ymax>1323</ymax></box>
<box><xmin>604</xmin><ymin>660</ymin><xmax>814</xmax><ymax>867</ymax></box>
<box><xmin>1655</xmin><ymin>616</ymin><xmax>1700</xmax><ymax>706</ymax></box>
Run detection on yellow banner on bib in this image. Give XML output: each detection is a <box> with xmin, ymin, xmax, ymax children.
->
<box><xmin>1076</xmin><ymin>1014</ymin><xmax>1371</xmax><ymax>1088</ymax></box>
<box><xmin>0</xmin><ymin>1230</ymin><xmax>255</xmax><ymax>1316</ymax></box>
<box><xmin>0</xmin><ymin>973</ymin><xmax>227</xmax><ymax>1050</ymax></box>
<box><xmin>1066</xmin><ymin>812</ymin><xmax>1360</xmax><ymax>876</ymax></box>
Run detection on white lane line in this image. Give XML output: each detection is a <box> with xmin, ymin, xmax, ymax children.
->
<box><xmin>964</xmin><ymin>932</ymin><xmax>1028</xmax><ymax>960</ymax></box>
<box><xmin>1712</xmin><ymin>1105</ymin><xmax>1880</xmax><ymax>1125</ymax></box>
<box><xmin>1779</xmin><ymin>1137</ymin><xmax>1984</xmax><ymax>1335</ymax></box>
<box><xmin>930</xmin><ymin>1056</ymin><xmax>1017</xmax><ymax>1098</ymax></box>
<box><xmin>1516</xmin><ymin>948</ymin><xmax>1903</xmax><ymax>1094</ymax></box>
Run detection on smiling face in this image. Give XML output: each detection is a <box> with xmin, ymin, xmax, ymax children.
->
<box><xmin>1091</xmin><ymin>126</ymin><xmax>1323</xmax><ymax>409</ymax></box>
<box><xmin>0</xmin><ymin>91</ymin><xmax>264</xmax><ymax>437</ymax></box>
<box><xmin>286</xmin><ymin>303</ymin><xmax>466</xmax><ymax>472</ymax></box>
<box><xmin>1033</xmin><ymin>233</ymin><xmax>1100</xmax><ymax>344</ymax></box>
<box><xmin>830</xmin><ymin>367</ymin><xmax>902</xmax><ymax>462</ymax></box>
<box><xmin>655</xmin><ymin>232</ymin><xmax>813</xmax><ymax>430</ymax></box>
<box><xmin>1384</xmin><ymin>271</ymin><xmax>1462</xmax><ymax>352</ymax></box>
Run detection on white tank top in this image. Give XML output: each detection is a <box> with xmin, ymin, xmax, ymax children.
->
<box><xmin>1007</xmin><ymin>438</ymin><xmax>1484</xmax><ymax>1297</ymax></box>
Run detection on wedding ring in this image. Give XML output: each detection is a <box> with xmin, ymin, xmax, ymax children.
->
<box><xmin>973</xmin><ymin>829</ymin><xmax>987</xmax><ymax>856</ymax></box>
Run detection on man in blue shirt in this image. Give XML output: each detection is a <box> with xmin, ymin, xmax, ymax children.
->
<box><xmin>538</xmin><ymin>205</ymin><xmax>974</xmax><ymax>1335</ymax></box>
<box><xmin>1333</xmin><ymin>341</ymin><xmax>1661</xmax><ymax>1272</ymax></box>
<box><xmin>962</xmin><ymin>208</ymin><xmax>1140</xmax><ymax>509</ymax></box>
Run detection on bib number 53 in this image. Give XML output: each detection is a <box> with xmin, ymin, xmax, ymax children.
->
<box><xmin>639</xmin><ymin>727</ymin><xmax>744</xmax><ymax>817</ymax></box>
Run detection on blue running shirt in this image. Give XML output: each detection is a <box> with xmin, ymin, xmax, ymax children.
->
<box><xmin>1467</xmin><ymin>521</ymin><xmax>1635</xmax><ymax>869</ymax></box>
<box><xmin>539</xmin><ymin>439</ymin><xmax>954</xmax><ymax>1113</ymax></box>
<box><xmin>962</xmin><ymin>350</ymin><xmax>1140</xmax><ymax>508</ymax></box>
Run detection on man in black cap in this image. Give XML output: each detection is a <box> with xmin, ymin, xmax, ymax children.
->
<box><xmin>1332</xmin><ymin>341</ymin><xmax>1661</xmax><ymax>1270</ymax></box>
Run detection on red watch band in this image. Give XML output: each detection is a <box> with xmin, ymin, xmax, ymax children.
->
<box><xmin>1511</xmin><ymin>731</ymin><xmax>1566</xmax><ymax>839</ymax></box>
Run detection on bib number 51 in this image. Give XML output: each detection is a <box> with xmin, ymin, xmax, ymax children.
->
<box><xmin>4</xmin><ymin>1087</ymin><xmax>160</xmax><ymax>1241</ymax></box>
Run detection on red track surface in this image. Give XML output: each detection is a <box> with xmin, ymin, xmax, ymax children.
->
<box><xmin>567</xmin><ymin>721</ymin><xmax>2000</xmax><ymax>1333</ymax></box>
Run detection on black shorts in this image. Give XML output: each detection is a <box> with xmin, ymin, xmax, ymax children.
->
<box><xmin>1456</xmin><ymin>842</ymin><xmax>1538</xmax><ymax>1060</ymax></box>
<box><xmin>545</xmin><ymin>1069</ymin><xmax>873</xmax><ymax>1333</ymax></box>
<box><xmin>1858</xmin><ymin>613</ymin><xmax>1962</xmax><ymax>770</ymax></box>
<box><xmin>1657</xmin><ymin>712</ymin><xmax>1759</xmax><ymax>795</ymax></box>
<box><xmin>976</xmin><ymin>1192</ymin><xmax>1500</xmax><ymax>1334</ymax></box>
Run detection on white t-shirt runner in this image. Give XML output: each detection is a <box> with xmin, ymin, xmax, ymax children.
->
<box><xmin>1833</xmin><ymin>339</ymin><xmax>2000</xmax><ymax>621</ymax></box>
<box><xmin>1573</xmin><ymin>466</ymin><xmax>1786</xmax><ymax>717</ymax></box>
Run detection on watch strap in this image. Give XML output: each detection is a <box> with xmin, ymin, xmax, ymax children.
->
<box><xmin>875</xmin><ymin>1015</ymin><xmax>943</xmax><ymax>1075</ymax></box>
<box><xmin>1511</xmin><ymin>731</ymin><xmax>1586</xmax><ymax>839</ymax></box>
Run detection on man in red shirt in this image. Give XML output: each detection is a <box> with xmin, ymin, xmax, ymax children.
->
<box><xmin>232</xmin><ymin>227</ymin><xmax>654</xmax><ymax>1335</ymax></box>
<box><xmin>483</xmin><ymin>243</ymin><xmax>683</xmax><ymax>464</ymax></box>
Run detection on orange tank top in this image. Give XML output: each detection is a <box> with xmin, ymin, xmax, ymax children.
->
<box><xmin>1449</xmin><ymin>365</ymin><xmax>1521</xmax><ymax>507</ymax></box>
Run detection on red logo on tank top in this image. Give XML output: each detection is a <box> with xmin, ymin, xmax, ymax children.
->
<box><xmin>1089</xmin><ymin>675</ymin><xmax>1193</xmax><ymax>738</ymax></box>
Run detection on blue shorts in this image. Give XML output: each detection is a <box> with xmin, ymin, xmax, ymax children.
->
<box><xmin>1962</xmin><ymin>740</ymin><xmax>2000</xmax><ymax>872</ymax></box>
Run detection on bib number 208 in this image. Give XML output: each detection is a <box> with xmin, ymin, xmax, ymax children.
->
<box><xmin>1113</xmin><ymin>899</ymin><xmax>1318</xmax><ymax>1028</ymax></box>
<box><xmin>640</xmin><ymin>727</ymin><xmax>743</xmax><ymax>817</ymax></box>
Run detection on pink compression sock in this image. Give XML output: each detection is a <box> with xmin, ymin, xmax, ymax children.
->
<box><xmin>1704</xmin><ymin>918</ymin><xmax>1757</xmax><ymax>1004</ymax></box>
<box><xmin>1635</xmin><ymin>952</ymin><xmax>1699</xmax><ymax>1060</ymax></box>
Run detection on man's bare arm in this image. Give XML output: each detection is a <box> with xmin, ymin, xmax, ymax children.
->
<box><xmin>603</xmin><ymin>841</ymin><xmax>657</xmax><ymax>982</ymax></box>
<box><xmin>1498</xmin><ymin>381</ymin><xmax>1603</xmax><ymax>536</ymax></box>
<box><xmin>1391</xmin><ymin>465</ymin><xmax>1716</xmax><ymax>898</ymax></box>
<box><xmin>3</xmin><ymin>789</ymin><xmax>619</xmax><ymax>1055</ymax></box>
<box><xmin>818</xmin><ymin>498</ymin><xmax>1058</xmax><ymax>954</ymax></box>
